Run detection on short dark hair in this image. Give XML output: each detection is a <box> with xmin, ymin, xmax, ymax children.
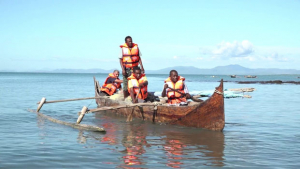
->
<box><xmin>133</xmin><ymin>66</ymin><xmax>141</xmax><ymax>73</ymax></box>
<box><xmin>125</xmin><ymin>36</ymin><xmax>132</xmax><ymax>42</ymax></box>
<box><xmin>169</xmin><ymin>70</ymin><xmax>178</xmax><ymax>76</ymax></box>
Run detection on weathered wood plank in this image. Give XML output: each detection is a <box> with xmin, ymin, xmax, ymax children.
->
<box><xmin>87</xmin><ymin>102</ymin><xmax>163</xmax><ymax>113</ymax></box>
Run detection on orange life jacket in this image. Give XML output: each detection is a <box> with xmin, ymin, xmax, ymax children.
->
<box><xmin>100</xmin><ymin>73</ymin><xmax>121</xmax><ymax>96</ymax></box>
<box><xmin>164</xmin><ymin>76</ymin><xmax>187</xmax><ymax>104</ymax></box>
<box><xmin>127</xmin><ymin>74</ymin><xmax>148</xmax><ymax>100</ymax></box>
<box><xmin>120</xmin><ymin>43</ymin><xmax>140</xmax><ymax>69</ymax></box>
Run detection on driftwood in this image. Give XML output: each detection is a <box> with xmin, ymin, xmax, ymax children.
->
<box><xmin>28</xmin><ymin>109</ymin><xmax>105</xmax><ymax>132</ymax></box>
<box><xmin>228</xmin><ymin>88</ymin><xmax>256</xmax><ymax>92</ymax></box>
<box><xmin>37</xmin><ymin>96</ymin><xmax>109</xmax><ymax>104</ymax></box>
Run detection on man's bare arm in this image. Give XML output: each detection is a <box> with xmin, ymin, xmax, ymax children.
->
<box><xmin>115</xmin><ymin>79</ymin><xmax>123</xmax><ymax>83</ymax></box>
<box><xmin>161</xmin><ymin>84</ymin><xmax>168</xmax><ymax>97</ymax></box>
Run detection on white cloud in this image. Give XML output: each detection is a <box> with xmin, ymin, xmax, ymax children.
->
<box><xmin>234</xmin><ymin>56</ymin><xmax>256</xmax><ymax>61</ymax></box>
<box><xmin>263</xmin><ymin>52</ymin><xmax>289</xmax><ymax>62</ymax></box>
<box><xmin>212</xmin><ymin>40</ymin><xmax>254</xmax><ymax>58</ymax></box>
<box><xmin>196</xmin><ymin>57</ymin><xmax>204</xmax><ymax>60</ymax></box>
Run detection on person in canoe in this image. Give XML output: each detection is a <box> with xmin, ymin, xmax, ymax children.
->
<box><xmin>100</xmin><ymin>70</ymin><xmax>123</xmax><ymax>96</ymax></box>
<box><xmin>127</xmin><ymin>67</ymin><xmax>149</xmax><ymax>103</ymax></box>
<box><xmin>119</xmin><ymin>36</ymin><xmax>145</xmax><ymax>99</ymax></box>
<box><xmin>161</xmin><ymin>70</ymin><xmax>192</xmax><ymax>105</ymax></box>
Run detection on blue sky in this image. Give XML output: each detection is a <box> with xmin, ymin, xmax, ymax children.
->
<box><xmin>1</xmin><ymin>0</ymin><xmax>300</xmax><ymax>71</ymax></box>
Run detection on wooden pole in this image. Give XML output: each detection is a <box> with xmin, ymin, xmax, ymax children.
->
<box><xmin>37</xmin><ymin>97</ymin><xmax>46</xmax><ymax>112</ymax></box>
<box><xmin>37</xmin><ymin>96</ymin><xmax>108</xmax><ymax>104</ymax></box>
<box><xmin>191</xmin><ymin>96</ymin><xmax>204</xmax><ymax>102</ymax></box>
<box><xmin>166</xmin><ymin>87</ymin><xmax>203</xmax><ymax>102</ymax></box>
<box><xmin>77</xmin><ymin>106</ymin><xmax>88</xmax><ymax>124</ymax></box>
<box><xmin>152</xmin><ymin>105</ymin><xmax>158</xmax><ymax>122</ymax></box>
<box><xmin>87</xmin><ymin>102</ymin><xmax>162</xmax><ymax>113</ymax></box>
<box><xmin>126</xmin><ymin>107</ymin><xmax>135</xmax><ymax>122</ymax></box>
<box><xmin>136</xmin><ymin>87</ymin><xmax>141</xmax><ymax>100</ymax></box>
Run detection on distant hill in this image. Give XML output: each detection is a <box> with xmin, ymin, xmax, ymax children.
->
<box><xmin>35</xmin><ymin>64</ymin><xmax>300</xmax><ymax>75</ymax></box>
<box><xmin>2</xmin><ymin>64</ymin><xmax>300</xmax><ymax>75</ymax></box>
<box><xmin>50</xmin><ymin>68</ymin><xmax>114</xmax><ymax>73</ymax></box>
<box><xmin>146</xmin><ymin>64</ymin><xmax>300</xmax><ymax>75</ymax></box>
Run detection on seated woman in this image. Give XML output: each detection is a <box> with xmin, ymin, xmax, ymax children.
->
<box><xmin>161</xmin><ymin>70</ymin><xmax>191</xmax><ymax>105</ymax></box>
<box><xmin>100</xmin><ymin>70</ymin><xmax>123</xmax><ymax>96</ymax></box>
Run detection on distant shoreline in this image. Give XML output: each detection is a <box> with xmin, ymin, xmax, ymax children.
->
<box><xmin>224</xmin><ymin>80</ymin><xmax>300</xmax><ymax>85</ymax></box>
<box><xmin>1</xmin><ymin>71</ymin><xmax>300</xmax><ymax>75</ymax></box>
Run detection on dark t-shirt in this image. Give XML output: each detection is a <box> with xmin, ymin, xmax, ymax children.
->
<box><xmin>106</xmin><ymin>77</ymin><xmax>117</xmax><ymax>84</ymax></box>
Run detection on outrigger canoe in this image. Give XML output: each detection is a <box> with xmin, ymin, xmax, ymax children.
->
<box><xmin>93</xmin><ymin>77</ymin><xmax>225</xmax><ymax>131</ymax></box>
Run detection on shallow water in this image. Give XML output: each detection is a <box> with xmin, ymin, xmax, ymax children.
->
<box><xmin>1</xmin><ymin>72</ymin><xmax>300</xmax><ymax>168</ymax></box>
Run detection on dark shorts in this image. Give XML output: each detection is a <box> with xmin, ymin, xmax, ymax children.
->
<box><xmin>99</xmin><ymin>91</ymin><xmax>109</xmax><ymax>96</ymax></box>
<box><xmin>123</xmin><ymin>67</ymin><xmax>135</xmax><ymax>91</ymax></box>
<box><xmin>122</xmin><ymin>75</ymin><xmax>128</xmax><ymax>91</ymax></box>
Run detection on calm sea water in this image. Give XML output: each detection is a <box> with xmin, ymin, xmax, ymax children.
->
<box><xmin>1</xmin><ymin>72</ymin><xmax>300</xmax><ymax>168</ymax></box>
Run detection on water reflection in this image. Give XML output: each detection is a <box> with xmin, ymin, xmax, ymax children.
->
<box><xmin>81</xmin><ymin>113</ymin><xmax>225</xmax><ymax>168</ymax></box>
<box><xmin>120</xmin><ymin>123</ymin><xmax>149</xmax><ymax>166</ymax></box>
<box><xmin>162</xmin><ymin>129</ymin><xmax>225</xmax><ymax>167</ymax></box>
<box><xmin>37</xmin><ymin>115</ymin><xmax>47</xmax><ymax>141</ymax></box>
<box><xmin>101</xmin><ymin>121</ymin><xmax>118</xmax><ymax>145</ymax></box>
<box><xmin>164</xmin><ymin>139</ymin><xmax>185</xmax><ymax>168</ymax></box>
<box><xmin>77</xmin><ymin>130</ymin><xmax>87</xmax><ymax>144</ymax></box>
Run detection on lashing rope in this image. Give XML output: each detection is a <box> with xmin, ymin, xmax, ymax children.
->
<box><xmin>214</xmin><ymin>89</ymin><xmax>224</xmax><ymax>95</ymax></box>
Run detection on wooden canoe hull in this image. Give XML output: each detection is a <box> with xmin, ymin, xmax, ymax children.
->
<box><xmin>93</xmin><ymin>77</ymin><xmax>225</xmax><ymax>131</ymax></box>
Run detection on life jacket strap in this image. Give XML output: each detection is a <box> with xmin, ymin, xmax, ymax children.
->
<box><xmin>169</xmin><ymin>95</ymin><xmax>185</xmax><ymax>100</ymax></box>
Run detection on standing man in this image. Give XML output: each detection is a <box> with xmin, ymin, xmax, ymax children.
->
<box><xmin>100</xmin><ymin>70</ymin><xmax>123</xmax><ymax>96</ymax></box>
<box><xmin>161</xmin><ymin>70</ymin><xmax>191</xmax><ymax>105</ymax></box>
<box><xmin>119</xmin><ymin>36</ymin><xmax>145</xmax><ymax>99</ymax></box>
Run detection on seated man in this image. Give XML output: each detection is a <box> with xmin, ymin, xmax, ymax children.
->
<box><xmin>127</xmin><ymin>67</ymin><xmax>148</xmax><ymax>103</ymax></box>
<box><xmin>161</xmin><ymin>70</ymin><xmax>191</xmax><ymax>105</ymax></box>
<box><xmin>100</xmin><ymin>70</ymin><xmax>123</xmax><ymax>96</ymax></box>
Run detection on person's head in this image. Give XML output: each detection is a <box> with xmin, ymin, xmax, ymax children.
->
<box><xmin>169</xmin><ymin>70</ymin><xmax>179</xmax><ymax>83</ymax></box>
<box><xmin>133</xmin><ymin>67</ymin><xmax>142</xmax><ymax>79</ymax></box>
<box><xmin>113</xmin><ymin>70</ymin><xmax>120</xmax><ymax>78</ymax></box>
<box><xmin>125</xmin><ymin>36</ymin><xmax>133</xmax><ymax>48</ymax></box>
